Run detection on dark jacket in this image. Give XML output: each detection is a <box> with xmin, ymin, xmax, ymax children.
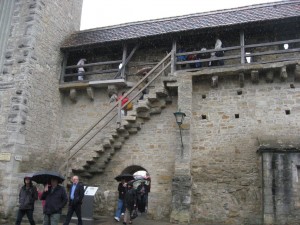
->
<box><xmin>118</xmin><ymin>182</ymin><xmax>126</xmax><ymax>200</ymax></box>
<box><xmin>18</xmin><ymin>185</ymin><xmax>38</xmax><ymax>210</ymax></box>
<box><xmin>124</xmin><ymin>188</ymin><xmax>137</xmax><ymax>211</ymax></box>
<box><xmin>41</xmin><ymin>185</ymin><xmax>68</xmax><ymax>215</ymax></box>
<box><xmin>68</xmin><ymin>182</ymin><xmax>84</xmax><ymax>205</ymax></box>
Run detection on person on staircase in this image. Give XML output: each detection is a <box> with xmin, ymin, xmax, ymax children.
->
<box><xmin>63</xmin><ymin>175</ymin><xmax>85</xmax><ymax>225</ymax></box>
<box><xmin>117</xmin><ymin>92</ymin><xmax>129</xmax><ymax>116</ymax></box>
<box><xmin>114</xmin><ymin>179</ymin><xmax>127</xmax><ymax>222</ymax></box>
<box><xmin>15</xmin><ymin>176</ymin><xmax>38</xmax><ymax>225</ymax></box>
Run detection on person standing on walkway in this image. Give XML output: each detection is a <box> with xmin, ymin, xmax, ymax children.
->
<box><xmin>114</xmin><ymin>179</ymin><xmax>127</xmax><ymax>222</ymax></box>
<box><xmin>41</xmin><ymin>177</ymin><xmax>68</xmax><ymax>225</ymax></box>
<box><xmin>63</xmin><ymin>175</ymin><xmax>85</xmax><ymax>225</ymax></box>
<box><xmin>77</xmin><ymin>58</ymin><xmax>86</xmax><ymax>81</ymax></box>
<box><xmin>15</xmin><ymin>176</ymin><xmax>38</xmax><ymax>225</ymax></box>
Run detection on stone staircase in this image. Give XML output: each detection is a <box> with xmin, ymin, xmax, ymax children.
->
<box><xmin>66</xmin><ymin>85</ymin><xmax>172</xmax><ymax>179</ymax></box>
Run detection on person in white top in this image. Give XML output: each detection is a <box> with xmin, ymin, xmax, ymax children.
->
<box><xmin>77</xmin><ymin>59</ymin><xmax>86</xmax><ymax>81</ymax></box>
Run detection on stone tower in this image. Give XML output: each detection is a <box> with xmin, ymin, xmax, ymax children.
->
<box><xmin>0</xmin><ymin>0</ymin><xmax>82</xmax><ymax>219</ymax></box>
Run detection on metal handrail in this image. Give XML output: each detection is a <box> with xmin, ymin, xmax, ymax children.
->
<box><xmin>60</xmin><ymin>52</ymin><xmax>172</xmax><ymax>173</ymax></box>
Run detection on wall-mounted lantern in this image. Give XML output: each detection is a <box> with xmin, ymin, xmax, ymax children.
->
<box><xmin>174</xmin><ymin>110</ymin><xmax>186</xmax><ymax>155</ymax></box>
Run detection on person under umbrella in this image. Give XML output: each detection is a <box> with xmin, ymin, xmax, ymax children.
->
<box><xmin>40</xmin><ymin>177</ymin><xmax>68</xmax><ymax>225</ymax></box>
<box><xmin>15</xmin><ymin>175</ymin><xmax>38</xmax><ymax>225</ymax></box>
<box><xmin>123</xmin><ymin>182</ymin><xmax>137</xmax><ymax>225</ymax></box>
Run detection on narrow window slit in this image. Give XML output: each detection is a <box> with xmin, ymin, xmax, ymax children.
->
<box><xmin>235</xmin><ymin>114</ymin><xmax>239</xmax><ymax>119</ymax></box>
<box><xmin>202</xmin><ymin>94</ymin><xmax>206</xmax><ymax>99</ymax></box>
<box><xmin>202</xmin><ymin>115</ymin><xmax>207</xmax><ymax>120</ymax></box>
<box><xmin>285</xmin><ymin>110</ymin><xmax>290</xmax><ymax>115</ymax></box>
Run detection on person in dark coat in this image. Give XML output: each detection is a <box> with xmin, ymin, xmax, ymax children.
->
<box><xmin>15</xmin><ymin>176</ymin><xmax>38</xmax><ymax>225</ymax></box>
<box><xmin>123</xmin><ymin>182</ymin><xmax>137</xmax><ymax>225</ymax></box>
<box><xmin>41</xmin><ymin>177</ymin><xmax>68</xmax><ymax>225</ymax></box>
<box><xmin>136</xmin><ymin>181</ymin><xmax>149</xmax><ymax>213</ymax></box>
<box><xmin>63</xmin><ymin>175</ymin><xmax>85</xmax><ymax>225</ymax></box>
<box><xmin>114</xmin><ymin>179</ymin><xmax>126</xmax><ymax>222</ymax></box>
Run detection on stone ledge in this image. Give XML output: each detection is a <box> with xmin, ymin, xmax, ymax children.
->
<box><xmin>257</xmin><ymin>136</ymin><xmax>300</xmax><ymax>152</ymax></box>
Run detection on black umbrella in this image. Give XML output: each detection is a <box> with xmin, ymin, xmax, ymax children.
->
<box><xmin>31</xmin><ymin>171</ymin><xmax>65</xmax><ymax>184</ymax></box>
<box><xmin>114</xmin><ymin>173</ymin><xmax>134</xmax><ymax>182</ymax></box>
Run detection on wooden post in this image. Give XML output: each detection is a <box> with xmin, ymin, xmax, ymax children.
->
<box><xmin>240</xmin><ymin>30</ymin><xmax>245</xmax><ymax>64</ymax></box>
<box><xmin>121</xmin><ymin>43</ymin><xmax>127</xmax><ymax>79</ymax></box>
<box><xmin>60</xmin><ymin>52</ymin><xmax>68</xmax><ymax>83</ymax></box>
<box><xmin>171</xmin><ymin>40</ymin><xmax>177</xmax><ymax>75</ymax></box>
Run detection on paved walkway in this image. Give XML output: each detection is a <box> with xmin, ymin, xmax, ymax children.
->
<box><xmin>62</xmin><ymin>213</ymin><xmax>174</xmax><ymax>225</ymax></box>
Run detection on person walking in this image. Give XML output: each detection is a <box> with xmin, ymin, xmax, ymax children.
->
<box><xmin>136</xmin><ymin>181</ymin><xmax>149</xmax><ymax>213</ymax></box>
<box><xmin>114</xmin><ymin>179</ymin><xmax>127</xmax><ymax>222</ymax></box>
<box><xmin>123</xmin><ymin>182</ymin><xmax>137</xmax><ymax>225</ymax></box>
<box><xmin>41</xmin><ymin>177</ymin><xmax>68</xmax><ymax>225</ymax></box>
<box><xmin>63</xmin><ymin>175</ymin><xmax>85</xmax><ymax>225</ymax></box>
<box><xmin>15</xmin><ymin>176</ymin><xmax>38</xmax><ymax>225</ymax></box>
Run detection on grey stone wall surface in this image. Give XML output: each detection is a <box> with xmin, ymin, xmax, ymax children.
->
<box><xmin>57</xmin><ymin>89</ymin><xmax>178</xmax><ymax>220</ymax></box>
<box><xmin>190</xmin><ymin>74</ymin><xmax>300</xmax><ymax>224</ymax></box>
<box><xmin>262</xmin><ymin>151</ymin><xmax>300</xmax><ymax>225</ymax></box>
<box><xmin>0</xmin><ymin>0</ymin><xmax>82</xmax><ymax>220</ymax></box>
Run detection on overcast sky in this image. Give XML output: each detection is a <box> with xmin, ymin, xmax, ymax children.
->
<box><xmin>80</xmin><ymin>0</ymin><xmax>282</xmax><ymax>30</ymax></box>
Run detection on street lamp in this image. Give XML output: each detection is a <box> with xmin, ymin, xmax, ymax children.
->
<box><xmin>174</xmin><ymin>111</ymin><xmax>186</xmax><ymax>155</ymax></box>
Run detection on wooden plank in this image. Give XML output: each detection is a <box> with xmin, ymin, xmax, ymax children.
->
<box><xmin>176</xmin><ymin>46</ymin><xmax>241</xmax><ymax>56</ymax></box>
<box><xmin>64</xmin><ymin>69</ymin><xmax>119</xmax><ymax>77</ymax></box>
<box><xmin>176</xmin><ymin>54</ymin><xmax>241</xmax><ymax>65</ymax></box>
<box><xmin>59</xmin><ymin>82</ymin><xmax>89</xmax><ymax>91</ymax></box>
<box><xmin>246</xmin><ymin>48</ymin><xmax>300</xmax><ymax>57</ymax></box>
<box><xmin>65</xmin><ymin>60</ymin><xmax>122</xmax><ymax>69</ymax></box>
<box><xmin>245</xmin><ymin>38</ymin><xmax>300</xmax><ymax>49</ymax></box>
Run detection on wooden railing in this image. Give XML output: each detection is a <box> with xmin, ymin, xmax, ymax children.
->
<box><xmin>175</xmin><ymin>38</ymin><xmax>300</xmax><ymax>70</ymax></box>
<box><xmin>60</xmin><ymin>52</ymin><xmax>172</xmax><ymax>174</ymax></box>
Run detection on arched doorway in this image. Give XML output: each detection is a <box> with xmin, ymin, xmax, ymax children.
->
<box><xmin>121</xmin><ymin>165</ymin><xmax>151</xmax><ymax>214</ymax></box>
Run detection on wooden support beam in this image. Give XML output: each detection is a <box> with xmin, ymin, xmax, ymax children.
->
<box><xmin>266</xmin><ymin>70</ymin><xmax>274</xmax><ymax>83</ymax></box>
<box><xmin>60</xmin><ymin>52</ymin><xmax>68</xmax><ymax>83</ymax></box>
<box><xmin>240</xmin><ymin>30</ymin><xmax>245</xmax><ymax>64</ymax></box>
<box><xmin>280</xmin><ymin>66</ymin><xmax>288</xmax><ymax>81</ymax></box>
<box><xmin>121</xmin><ymin>44</ymin><xmax>127</xmax><ymax>79</ymax></box>
<box><xmin>171</xmin><ymin>40</ymin><xmax>176</xmax><ymax>75</ymax></box>
<box><xmin>87</xmin><ymin>87</ymin><xmax>94</xmax><ymax>100</ymax></box>
<box><xmin>239</xmin><ymin>72</ymin><xmax>245</xmax><ymax>88</ymax></box>
<box><xmin>251</xmin><ymin>70</ymin><xmax>259</xmax><ymax>84</ymax></box>
<box><xmin>69</xmin><ymin>88</ymin><xmax>77</xmax><ymax>102</ymax></box>
<box><xmin>295</xmin><ymin>65</ymin><xmax>300</xmax><ymax>82</ymax></box>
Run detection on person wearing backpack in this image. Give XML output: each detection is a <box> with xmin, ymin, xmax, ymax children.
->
<box><xmin>15</xmin><ymin>176</ymin><xmax>38</xmax><ymax>225</ymax></box>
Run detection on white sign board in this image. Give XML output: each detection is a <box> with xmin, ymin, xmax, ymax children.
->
<box><xmin>84</xmin><ymin>186</ymin><xmax>98</xmax><ymax>196</ymax></box>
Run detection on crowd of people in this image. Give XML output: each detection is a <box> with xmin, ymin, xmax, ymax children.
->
<box><xmin>177</xmin><ymin>38</ymin><xmax>225</xmax><ymax>69</ymax></box>
<box><xmin>15</xmin><ymin>175</ymin><xmax>84</xmax><ymax>225</ymax></box>
<box><xmin>114</xmin><ymin>178</ymin><xmax>150</xmax><ymax>225</ymax></box>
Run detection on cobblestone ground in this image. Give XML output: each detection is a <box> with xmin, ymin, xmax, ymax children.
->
<box><xmin>61</xmin><ymin>213</ymin><xmax>174</xmax><ymax>225</ymax></box>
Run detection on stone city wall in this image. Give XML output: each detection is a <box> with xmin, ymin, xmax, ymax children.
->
<box><xmin>190</xmin><ymin>73</ymin><xmax>300</xmax><ymax>224</ymax></box>
<box><xmin>0</xmin><ymin>0</ymin><xmax>82</xmax><ymax>220</ymax></box>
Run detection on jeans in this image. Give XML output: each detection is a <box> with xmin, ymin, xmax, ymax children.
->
<box><xmin>63</xmin><ymin>203</ymin><xmax>82</xmax><ymax>225</ymax></box>
<box><xmin>15</xmin><ymin>209</ymin><xmax>35</xmax><ymax>225</ymax></box>
<box><xmin>114</xmin><ymin>198</ymin><xmax>124</xmax><ymax>219</ymax></box>
<box><xmin>43</xmin><ymin>213</ymin><xmax>60</xmax><ymax>225</ymax></box>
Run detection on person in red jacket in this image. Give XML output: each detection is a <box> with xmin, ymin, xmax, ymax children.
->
<box><xmin>117</xmin><ymin>92</ymin><xmax>129</xmax><ymax>116</ymax></box>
